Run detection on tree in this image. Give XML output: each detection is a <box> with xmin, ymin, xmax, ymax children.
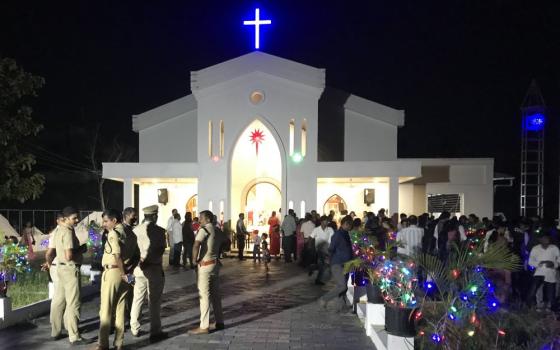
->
<box><xmin>0</xmin><ymin>57</ymin><xmax>45</xmax><ymax>202</ymax></box>
<box><xmin>88</xmin><ymin>124</ymin><xmax>135</xmax><ymax>210</ymax></box>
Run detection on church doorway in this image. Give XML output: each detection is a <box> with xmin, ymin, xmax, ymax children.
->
<box><xmin>323</xmin><ymin>194</ymin><xmax>347</xmax><ymax>218</ymax></box>
<box><xmin>230</xmin><ymin>119</ymin><xmax>282</xmax><ymax>234</ymax></box>
<box><xmin>186</xmin><ymin>194</ymin><xmax>198</xmax><ymax>217</ymax></box>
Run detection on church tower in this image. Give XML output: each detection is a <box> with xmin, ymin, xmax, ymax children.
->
<box><xmin>519</xmin><ymin>80</ymin><xmax>546</xmax><ymax>218</ymax></box>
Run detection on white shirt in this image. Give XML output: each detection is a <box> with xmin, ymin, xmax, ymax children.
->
<box><xmin>311</xmin><ymin>226</ymin><xmax>334</xmax><ymax>252</ymax></box>
<box><xmin>396</xmin><ymin>225</ymin><xmax>424</xmax><ymax>256</ymax></box>
<box><xmin>167</xmin><ymin>215</ymin><xmax>175</xmax><ymax>232</ymax></box>
<box><xmin>253</xmin><ymin>235</ymin><xmax>262</xmax><ymax>247</ymax></box>
<box><xmin>301</xmin><ymin>221</ymin><xmax>316</xmax><ymax>239</ymax></box>
<box><xmin>171</xmin><ymin>219</ymin><xmax>183</xmax><ymax>243</ymax></box>
<box><xmin>529</xmin><ymin>244</ymin><xmax>560</xmax><ymax>283</ymax></box>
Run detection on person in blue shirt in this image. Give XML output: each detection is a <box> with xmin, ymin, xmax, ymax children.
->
<box><xmin>319</xmin><ymin>215</ymin><xmax>354</xmax><ymax>311</ymax></box>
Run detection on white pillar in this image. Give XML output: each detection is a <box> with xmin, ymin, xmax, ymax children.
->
<box><xmin>389</xmin><ymin>176</ymin><xmax>399</xmax><ymax>215</ymax></box>
<box><xmin>123</xmin><ymin>178</ymin><xmax>134</xmax><ymax>209</ymax></box>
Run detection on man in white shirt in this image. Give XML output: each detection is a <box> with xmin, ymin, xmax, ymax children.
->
<box><xmin>309</xmin><ymin>216</ymin><xmax>334</xmax><ymax>285</ymax></box>
<box><xmin>527</xmin><ymin>234</ymin><xmax>560</xmax><ymax>311</ymax></box>
<box><xmin>396</xmin><ymin>215</ymin><xmax>424</xmax><ymax>257</ymax></box>
<box><xmin>166</xmin><ymin>208</ymin><xmax>178</xmax><ymax>265</ymax></box>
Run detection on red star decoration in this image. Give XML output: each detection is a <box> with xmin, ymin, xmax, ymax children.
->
<box><xmin>249</xmin><ymin>129</ymin><xmax>265</xmax><ymax>155</ymax></box>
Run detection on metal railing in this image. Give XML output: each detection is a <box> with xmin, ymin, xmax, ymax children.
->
<box><xmin>0</xmin><ymin>209</ymin><xmax>101</xmax><ymax>236</ymax></box>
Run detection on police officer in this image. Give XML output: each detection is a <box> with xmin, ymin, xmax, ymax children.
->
<box><xmin>129</xmin><ymin>205</ymin><xmax>168</xmax><ymax>342</ymax></box>
<box><xmin>44</xmin><ymin>213</ymin><xmax>65</xmax><ymax>331</ymax></box>
<box><xmin>96</xmin><ymin>209</ymin><xmax>134</xmax><ymax>350</ymax></box>
<box><xmin>188</xmin><ymin>210</ymin><xmax>226</xmax><ymax>335</ymax></box>
<box><xmin>49</xmin><ymin>206</ymin><xmax>89</xmax><ymax>345</ymax></box>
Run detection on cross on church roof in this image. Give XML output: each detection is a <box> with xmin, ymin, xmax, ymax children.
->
<box><xmin>243</xmin><ymin>8</ymin><xmax>271</xmax><ymax>50</ymax></box>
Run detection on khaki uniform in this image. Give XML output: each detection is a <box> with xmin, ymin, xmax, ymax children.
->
<box><xmin>130</xmin><ymin>221</ymin><xmax>166</xmax><ymax>335</ymax></box>
<box><xmin>50</xmin><ymin>225</ymin><xmax>83</xmax><ymax>342</ymax></box>
<box><xmin>98</xmin><ymin>226</ymin><xmax>128</xmax><ymax>348</ymax></box>
<box><xmin>195</xmin><ymin>223</ymin><xmax>225</xmax><ymax>329</ymax></box>
<box><xmin>47</xmin><ymin>228</ymin><xmax>60</xmax><ymax>286</ymax></box>
<box><xmin>48</xmin><ymin>227</ymin><xmax>66</xmax><ymax>330</ymax></box>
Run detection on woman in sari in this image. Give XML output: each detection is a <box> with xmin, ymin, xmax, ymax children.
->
<box><xmin>21</xmin><ymin>222</ymin><xmax>36</xmax><ymax>260</ymax></box>
<box><xmin>268</xmin><ymin>211</ymin><xmax>280</xmax><ymax>260</ymax></box>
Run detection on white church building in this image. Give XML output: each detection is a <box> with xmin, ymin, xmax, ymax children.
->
<box><xmin>103</xmin><ymin>51</ymin><xmax>493</xmax><ymax>229</ymax></box>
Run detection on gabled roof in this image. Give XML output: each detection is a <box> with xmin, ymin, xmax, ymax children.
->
<box><xmin>344</xmin><ymin>93</ymin><xmax>405</xmax><ymax>127</ymax></box>
<box><xmin>190</xmin><ymin>51</ymin><xmax>325</xmax><ymax>93</ymax></box>
<box><xmin>132</xmin><ymin>94</ymin><xmax>197</xmax><ymax>132</ymax></box>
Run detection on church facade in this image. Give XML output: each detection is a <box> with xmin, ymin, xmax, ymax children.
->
<box><xmin>103</xmin><ymin>51</ymin><xmax>493</xmax><ymax>228</ymax></box>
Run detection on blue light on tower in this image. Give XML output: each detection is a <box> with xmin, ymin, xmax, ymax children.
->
<box><xmin>243</xmin><ymin>8</ymin><xmax>271</xmax><ymax>49</ymax></box>
<box><xmin>525</xmin><ymin>113</ymin><xmax>546</xmax><ymax>131</ymax></box>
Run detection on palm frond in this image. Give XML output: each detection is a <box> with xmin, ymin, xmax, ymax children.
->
<box><xmin>469</xmin><ymin>242</ymin><xmax>522</xmax><ymax>271</ymax></box>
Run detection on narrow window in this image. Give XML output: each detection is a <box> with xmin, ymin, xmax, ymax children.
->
<box><xmin>208</xmin><ymin>120</ymin><xmax>213</xmax><ymax>158</ymax></box>
<box><xmin>300</xmin><ymin>200</ymin><xmax>306</xmax><ymax>218</ymax></box>
<box><xmin>219</xmin><ymin>120</ymin><xmax>224</xmax><ymax>157</ymax></box>
<box><xmin>208</xmin><ymin>200</ymin><xmax>213</xmax><ymax>212</ymax></box>
<box><xmin>289</xmin><ymin>119</ymin><xmax>295</xmax><ymax>155</ymax></box>
<box><xmin>288</xmin><ymin>200</ymin><xmax>294</xmax><ymax>210</ymax></box>
<box><xmin>301</xmin><ymin>119</ymin><xmax>307</xmax><ymax>157</ymax></box>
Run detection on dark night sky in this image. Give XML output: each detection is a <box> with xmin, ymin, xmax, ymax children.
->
<box><xmin>1</xmin><ymin>1</ymin><xmax>559</xmax><ymax>218</ymax></box>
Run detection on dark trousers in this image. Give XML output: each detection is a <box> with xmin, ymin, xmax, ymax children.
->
<box><xmin>283</xmin><ymin>235</ymin><xmax>295</xmax><ymax>262</ymax></box>
<box><xmin>171</xmin><ymin>242</ymin><xmax>183</xmax><ymax>266</ymax></box>
<box><xmin>253</xmin><ymin>245</ymin><xmax>261</xmax><ymax>261</ymax></box>
<box><xmin>527</xmin><ymin>275</ymin><xmax>557</xmax><ymax>310</ymax></box>
<box><xmin>237</xmin><ymin>239</ymin><xmax>245</xmax><ymax>260</ymax></box>
<box><xmin>183</xmin><ymin>241</ymin><xmax>194</xmax><ymax>267</ymax></box>
<box><xmin>315</xmin><ymin>250</ymin><xmax>327</xmax><ymax>282</ymax></box>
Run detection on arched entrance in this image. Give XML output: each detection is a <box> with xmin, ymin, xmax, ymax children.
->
<box><xmin>230</xmin><ymin>119</ymin><xmax>282</xmax><ymax>232</ymax></box>
<box><xmin>323</xmin><ymin>194</ymin><xmax>347</xmax><ymax>217</ymax></box>
<box><xmin>243</xmin><ymin>180</ymin><xmax>281</xmax><ymax>226</ymax></box>
<box><xmin>185</xmin><ymin>194</ymin><xmax>198</xmax><ymax>217</ymax></box>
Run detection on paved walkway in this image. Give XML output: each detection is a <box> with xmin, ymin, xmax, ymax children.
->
<box><xmin>0</xmin><ymin>257</ymin><xmax>374</xmax><ymax>349</ymax></box>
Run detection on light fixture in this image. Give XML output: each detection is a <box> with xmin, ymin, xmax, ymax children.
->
<box><xmin>291</xmin><ymin>152</ymin><xmax>303</xmax><ymax>163</ymax></box>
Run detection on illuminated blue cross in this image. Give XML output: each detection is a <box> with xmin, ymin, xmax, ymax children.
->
<box><xmin>243</xmin><ymin>8</ymin><xmax>271</xmax><ymax>49</ymax></box>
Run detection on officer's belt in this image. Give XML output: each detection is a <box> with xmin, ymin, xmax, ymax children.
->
<box><xmin>58</xmin><ymin>262</ymin><xmax>81</xmax><ymax>268</ymax></box>
<box><xmin>103</xmin><ymin>264</ymin><xmax>119</xmax><ymax>270</ymax></box>
<box><xmin>198</xmin><ymin>259</ymin><xmax>217</xmax><ymax>267</ymax></box>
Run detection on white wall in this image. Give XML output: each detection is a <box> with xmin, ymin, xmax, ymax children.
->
<box><xmin>139</xmin><ymin>110</ymin><xmax>197</xmax><ymax>162</ymax></box>
<box><xmin>139</xmin><ymin>182</ymin><xmax>197</xmax><ymax>228</ymax></box>
<box><xmin>398</xmin><ymin>184</ymin><xmax>428</xmax><ymax>215</ymax></box>
<box><xmin>317</xmin><ymin>181</ymin><xmax>389</xmax><ymax>215</ymax></box>
<box><xmin>419</xmin><ymin>159</ymin><xmax>494</xmax><ymax>218</ymax></box>
<box><xmin>194</xmin><ymin>72</ymin><xmax>321</xmax><ymax>221</ymax></box>
<box><xmin>344</xmin><ymin>111</ymin><xmax>398</xmax><ymax>161</ymax></box>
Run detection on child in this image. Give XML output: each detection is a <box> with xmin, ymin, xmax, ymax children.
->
<box><xmin>253</xmin><ymin>231</ymin><xmax>262</xmax><ymax>262</ymax></box>
<box><xmin>262</xmin><ymin>233</ymin><xmax>271</xmax><ymax>271</ymax></box>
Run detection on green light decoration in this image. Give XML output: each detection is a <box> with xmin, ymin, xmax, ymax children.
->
<box><xmin>291</xmin><ymin>152</ymin><xmax>303</xmax><ymax>163</ymax></box>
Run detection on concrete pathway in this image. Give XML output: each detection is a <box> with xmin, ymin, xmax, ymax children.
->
<box><xmin>0</xmin><ymin>257</ymin><xmax>374</xmax><ymax>349</ymax></box>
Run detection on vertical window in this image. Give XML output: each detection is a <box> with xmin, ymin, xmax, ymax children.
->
<box><xmin>289</xmin><ymin>119</ymin><xmax>295</xmax><ymax>156</ymax></box>
<box><xmin>208</xmin><ymin>200</ymin><xmax>213</xmax><ymax>212</ymax></box>
<box><xmin>219</xmin><ymin>120</ymin><xmax>224</xmax><ymax>157</ymax></box>
<box><xmin>300</xmin><ymin>200</ymin><xmax>306</xmax><ymax>218</ymax></box>
<box><xmin>301</xmin><ymin>119</ymin><xmax>307</xmax><ymax>157</ymax></box>
<box><xmin>288</xmin><ymin>200</ymin><xmax>294</xmax><ymax>210</ymax></box>
<box><xmin>208</xmin><ymin>120</ymin><xmax>213</xmax><ymax>158</ymax></box>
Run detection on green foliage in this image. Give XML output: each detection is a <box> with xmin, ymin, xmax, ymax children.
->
<box><xmin>0</xmin><ymin>57</ymin><xmax>45</xmax><ymax>202</ymax></box>
<box><xmin>8</xmin><ymin>270</ymin><xmax>48</xmax><ymax>309</ymax></box>
<box><xmin>414</xmin><ymin>242</ymin><xmax>522</xmax><ymax>349</ymax></box>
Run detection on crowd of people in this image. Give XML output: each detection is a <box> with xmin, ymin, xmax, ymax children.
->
<box><xmin>255</xmin><ymin>207</ymin><xmax>560</xmax><ymax>313</ymax></box>
<box><xmin>37</xmin><ymin>204</ymin><xmax>560</xmax><ymax>348</ymax></box>
<box><xmin>42</xmin><ymin>205</ymin><xmax>227</xmax><ymax>349</ymax></box>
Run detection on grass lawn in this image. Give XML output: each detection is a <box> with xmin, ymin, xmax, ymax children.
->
<box><xmin>7</xmin><ymin>251</ymin><xmax>94</xmax><ymax>309</ymax></box>
<box><xmin>8</xmin><ymin>270</ymin><xmax>49</xmax><ymax>309</ymax></box>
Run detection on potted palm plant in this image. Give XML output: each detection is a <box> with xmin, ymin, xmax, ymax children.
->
<box><xmin>414</xmin><ymin>242</ymin><xmax>521</xmax><ymax>349</ymax></box>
